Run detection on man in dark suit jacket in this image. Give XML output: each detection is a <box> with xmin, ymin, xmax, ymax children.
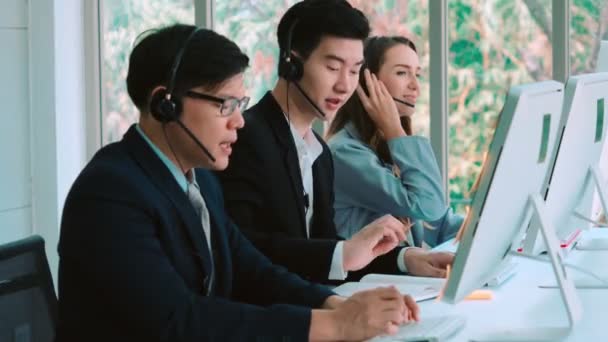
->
<box><xmin>218</xmin><ymin>0</ymin><xmax>455</xmax><ymax>284</ymax></box>
<box><xmin>56</xmin><ymin>24</ymin><xmax>418</xmax><ymax>342</ymax></box>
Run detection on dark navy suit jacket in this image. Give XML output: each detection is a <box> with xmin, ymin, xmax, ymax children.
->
<box><xmin>56</xmin><ymin>125</ymin><xmax>333</xmax><ymax>342</ymax></box>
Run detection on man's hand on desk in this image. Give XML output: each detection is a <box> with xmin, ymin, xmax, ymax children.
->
<box><xmin>403</xmin><ymin>248</ymin><xmax>454</xmax><ymax>278</ymax></box>
<box><xmin>312</xmin><ymin>287</ymin><xmax>419</xmax><ymax>341</ymax></box>
<box><xmin>343</xmin><ymin>215</ymin><xmax>409</xmax><ymax>271</ymax></box>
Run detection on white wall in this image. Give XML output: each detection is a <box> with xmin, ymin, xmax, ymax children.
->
<box><xmin>29</xmin><ymin>0</ymin><xmax>88</xmax><ymax>283</ymax></box>
<box><xmin>0</xmin><ymin>0</ymin><xmax>32</xmax><ymax>244</ymax></box>
<box><xmin>0</xmin><ymin>0</ymin><xmax>87</xmax><ymax>286</ymax></box>
<box><xmin>54</xmin><ymin>0</ymin><xmax>87</xmax><ymax>209</ymax></box>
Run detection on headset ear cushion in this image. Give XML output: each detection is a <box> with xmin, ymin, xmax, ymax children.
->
<box><xmin>278</xmin><ymin>53</ymin><xmax>290</xmax><ymax>80</ymax></box>
<box><xmin>279</xmin><ymin>52</ymin><xmax>304</xmax><ymax>82</ymax></box>
<box><xmin>288</xmin><ymin>54</ymin><xmax>304</xmax><ymax>81</ymax></box>
<box><xmin>150</xmin><ymin>90</ymin><xmax>182</xmax><ymax>123</ymax></box>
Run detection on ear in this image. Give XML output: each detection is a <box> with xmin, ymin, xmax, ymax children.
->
<box><xmin>149</xmin><ymin>86</ymin><xmax>168</xmax><ymax>102</ymax></box>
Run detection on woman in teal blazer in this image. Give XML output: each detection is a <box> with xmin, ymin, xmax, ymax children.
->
<box><xmin>327</xmin><ymin>36</ymin><xmax>463</xmax><ymax>247</ymax></box>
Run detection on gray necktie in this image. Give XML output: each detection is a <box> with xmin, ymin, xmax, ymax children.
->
<box><xmin>187</xmin><ymin>180</ymin><xmax>214</xmax><ymax>294</ymax></box>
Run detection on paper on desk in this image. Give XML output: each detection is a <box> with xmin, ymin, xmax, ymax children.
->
<box><xmin>361</xmin><ymin>273</ymin><xmax>445</xmax><ymax>286</ymax></box>
<box><xmin>431</xmin><ymin>237</ymin><xmax>459</xmax><ymax>253</ymax></box>
<box><xmin>333</xmin><ymin>274</ymin><xmax>445</xmax><ymax>302</ymax></box>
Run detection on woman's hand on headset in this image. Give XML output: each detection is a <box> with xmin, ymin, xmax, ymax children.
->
<box><xmin>356</xmin><ymin>69</ymin><xmax>406</xmax><ymax>140</ymax></box>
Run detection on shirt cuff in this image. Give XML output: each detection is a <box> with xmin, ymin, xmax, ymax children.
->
<box><xmin>328</xmin><ymin>241</ymin><xmax>348</xmax><ymax>280</ymax></box>
<box><xmin>397</xmin><ymin>247</ymin><xmax>412</xmax><ymax>273</ymax></box>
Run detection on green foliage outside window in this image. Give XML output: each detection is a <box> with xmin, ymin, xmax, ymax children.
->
<box><xmin>102</xmin><ymin>0</ymin><xmax>608</xmax><ymax>214</ymax></box>
<box><xmin>101</xmin><ymin>0</ymin><xmax>194</xmax><ymax>145</ymax></box>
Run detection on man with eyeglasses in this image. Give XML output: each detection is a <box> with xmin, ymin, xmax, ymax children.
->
<box><xmin>183</xmin><ymin>90</ymin><xmax>250</xmax><ymax>117</ymax></box>
<box><xmin>56</xmin><ymin>24</ymin><xmax>417</xmax><ymax>342</ymax></box>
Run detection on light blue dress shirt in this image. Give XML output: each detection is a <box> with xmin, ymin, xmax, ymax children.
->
<box><xmin>135</xmin><ymin>124</ymin><xmax>213</xmax><ymax>255</ymax></box>
<box><xmin>136</xmin><ymin>125</ymin><xmax>188</xmax><ymax>192</ymax></box>
<box><xmin>328</xmin><ymin>122</ymin><xmax>463</xmax><ymax>248</ymax></box>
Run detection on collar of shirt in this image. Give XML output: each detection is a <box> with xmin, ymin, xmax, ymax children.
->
<box><xmin>136</xmin><ymin>124</ymin><xmax>189</xmax><ymax>193</ymax></box>
<box><xmin>344</xmin><ymin>121</ymin><xmax>362</xmax><ymax>140</ymax></box>
<box><xmin>282</xmin><ymin>114</ymin><xmax>323</xmax><ymax>167</ymax></box>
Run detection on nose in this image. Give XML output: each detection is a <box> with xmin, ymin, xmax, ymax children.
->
<box><xmin>333</xmin><ymin>69</ymin><xmax>351</xmax><ymax>94</ymax></box>
<box><xmin>408</xmin><ymin>75</ymin><xmax>420</xmax><ymax>94</ymax></box>
<box><xmin>228</xmin><ymin>109</ymin><xmax>245</xmax><ymax>130</ymax></box>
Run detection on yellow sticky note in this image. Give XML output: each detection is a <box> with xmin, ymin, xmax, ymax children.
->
<box><xmin>464</xmin><ymin>290</ymin><xmax>493</xmax><ymax>300</ymax></box>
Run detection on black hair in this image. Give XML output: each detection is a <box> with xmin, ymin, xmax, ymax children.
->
<box><xmin>276</xmin><ymin>0</ymin><xmax>370</xmax><ymax>65</ymax></box>
<box><xmin>126</xmin><ymin>24</ymin><xmax>249</xmax><ymax>113</ymax></box>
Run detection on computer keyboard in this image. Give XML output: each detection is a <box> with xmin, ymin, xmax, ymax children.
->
<box><xmin>485</xmin><ymin>260</ymin><xmax>517</xmax><ymax>287</ymax></box>
<box><xmin>370</xmin><ymin>315</ymin><xmax>466</xmax><ymax>342</ymax></box>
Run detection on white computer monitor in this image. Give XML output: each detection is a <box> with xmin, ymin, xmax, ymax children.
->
<box><xmin>443</xmin><ymin>81</ymin><xmax>564</xmax><ymax>304</ymax></box>
<box><xmin>441</xmin><ymin>81</ymin><xmax>584</xmax><ymax>340</ymax></box>
<box><xmin>523</xmin><ymin>73</ymin><xmax>608</xmax><ymax>254</ymax></box>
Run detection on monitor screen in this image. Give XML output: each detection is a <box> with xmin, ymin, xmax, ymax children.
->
<box><xmin>443</xmin><ymin>81</ymin><xmax>564</xmax><ymax>303</ymax></box>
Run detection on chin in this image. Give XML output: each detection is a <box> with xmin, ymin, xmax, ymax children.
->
<box><xmin>399</xmin><ymin>105</ymin><xmax>416</xmax><ymax>117</ymax></box>
<box><xmin>198</xmin><ymin>154</ymin><xmax>229</xmax><ymax>171</ymax></box>
<box><xmin>209</xmin><ymin>158</ymin><xmax>229</xmax><ymax>171</ymax></box>
<box><xmin>322</xmin><ymin>110</ymin><xmax>338</xmax><ymax>122</ymax></box>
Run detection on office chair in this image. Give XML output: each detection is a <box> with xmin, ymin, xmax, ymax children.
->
<box><xmin>0</xmin><ymin>235</ymin><xmax>57</xmax><ymax>342</ymax></box>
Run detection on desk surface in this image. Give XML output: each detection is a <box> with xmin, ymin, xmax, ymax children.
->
<box><xmin>386</xmin><ymin>229</ymin><xmax>608</xmax><ymax>341</ymax></box>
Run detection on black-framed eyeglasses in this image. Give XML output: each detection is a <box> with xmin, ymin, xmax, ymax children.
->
<box><xmin>184</xmin><ymin>90</ymin><xmax>250</xmax><ymax>117</ymax></box>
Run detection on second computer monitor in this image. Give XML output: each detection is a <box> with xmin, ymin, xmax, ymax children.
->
<box><xmin>442</xmin><ymin>81</ymin><xmax>564</xmax><ymax>303</ymax></box>
<box><xmin>526</xmin><ymin>72</ymin><xmax>608</xmax><ymax>253</ymax></box>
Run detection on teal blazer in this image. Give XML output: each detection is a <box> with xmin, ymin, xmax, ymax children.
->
<box><xmin>327</xmin><ymin>123</ymin><xmax>463</xmax><ymax>247</ymax></box>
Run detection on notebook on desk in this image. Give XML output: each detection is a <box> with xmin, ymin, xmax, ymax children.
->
<box><xmin>431</xmin><ymin>238</ymin><xmax>458</xmax><ymax>253</ymax></box>
<box><xmin>332</xmin><ymin>274</ymin><xmax>444</xmax><ymax>302</ymax></box>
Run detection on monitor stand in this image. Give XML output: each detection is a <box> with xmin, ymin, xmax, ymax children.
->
<box><xmin>472</xmin><ymin>193</ymin><xmax>582</xmax><ymax>342</ymax></box>
<box><xmin>574</xmin><ymin>165</ymin><xmax>608</xmax><ymax>250</ymax></box>
<box><xmin>523</xmin><ymin>164</ymin><xmax>608</xmax><ymax>255</ymax></box>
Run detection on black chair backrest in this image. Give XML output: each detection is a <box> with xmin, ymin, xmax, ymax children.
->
<box><xmin>0</xmin><ymin>235</ymin><xmax>57</xmax><ymax>342</ymax></box>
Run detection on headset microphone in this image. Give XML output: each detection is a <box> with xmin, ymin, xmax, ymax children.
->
<box><xmin>293</xmin><ymin>82</ymin><xmax>327</xmax><ymax>118</ymax></box>
<box><xmin>174</xmin><ymin>119</ymin><xmax>216</xmax><ymax>162</ymax></box>
<box><xmin>392</xmin><ymin>97</ymin><xmax>415</xmax><ymax>108</ymax></box>
<box><xmin>278</xmin><ymin>19</ymin><xmax>328</xmax><ymax>119</ymax></box>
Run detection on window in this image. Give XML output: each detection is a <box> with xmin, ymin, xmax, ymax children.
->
<box><xmin>570</xmin><ymin>0</ymin><xmax>608</xmax><ymax>75</ymax></box>
<box><xmin>447</xmin><ymin>0</ymin><xmax>552</xmax><ymax>212</ymax></box>
<box><xmin>571</xmin><ymin>0</ymin><xmax>608</xmax><ymax>221</ymax></box>
<box><xmin>354</xmin><ymin>0</ymin><xmax>430</xmax><ymax>136</ymax></box>
<box><xmin>94</xmin><ymin>0</ymin><xmax>604</xmax><ymax>216</ymax></box>
<box><xmin>214</xmin><ymin>0</ymin><xmax>298</xmax><ymax>106</ymax></box>
<box><xmin>100</xmin><ymin>0</ymin><xmax>194</xmax><ymax>145</ymax></box>
<box><xmin>214</xmin><ymin>0</ymin><xmax>429</xmax><ymax>135</ymax></box>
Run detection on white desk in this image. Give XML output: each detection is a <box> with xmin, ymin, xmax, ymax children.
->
<box><xmin>384</xmin><ymin>229</ymin><xmax>608</xmax><ymax>341</ymax></box>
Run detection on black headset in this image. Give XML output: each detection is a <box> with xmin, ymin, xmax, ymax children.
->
<box><xmin>148</xmin><ymin>27</ymin><xmax>216</xmax><ymax>162</ymax></box>
<box><xmin>277</xmin><ymin>18</ymin><xmax>327</xmax><ymax>118</ymax></box>
<box><xmin>150</xmin><ymin>27</ymin><xmax>201</xmax><ymax>123</ymax></box>
<box><xmin>278</xmin><ymin>19</ymin><xmax>304</xmax><ymax>82</ymax></box>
